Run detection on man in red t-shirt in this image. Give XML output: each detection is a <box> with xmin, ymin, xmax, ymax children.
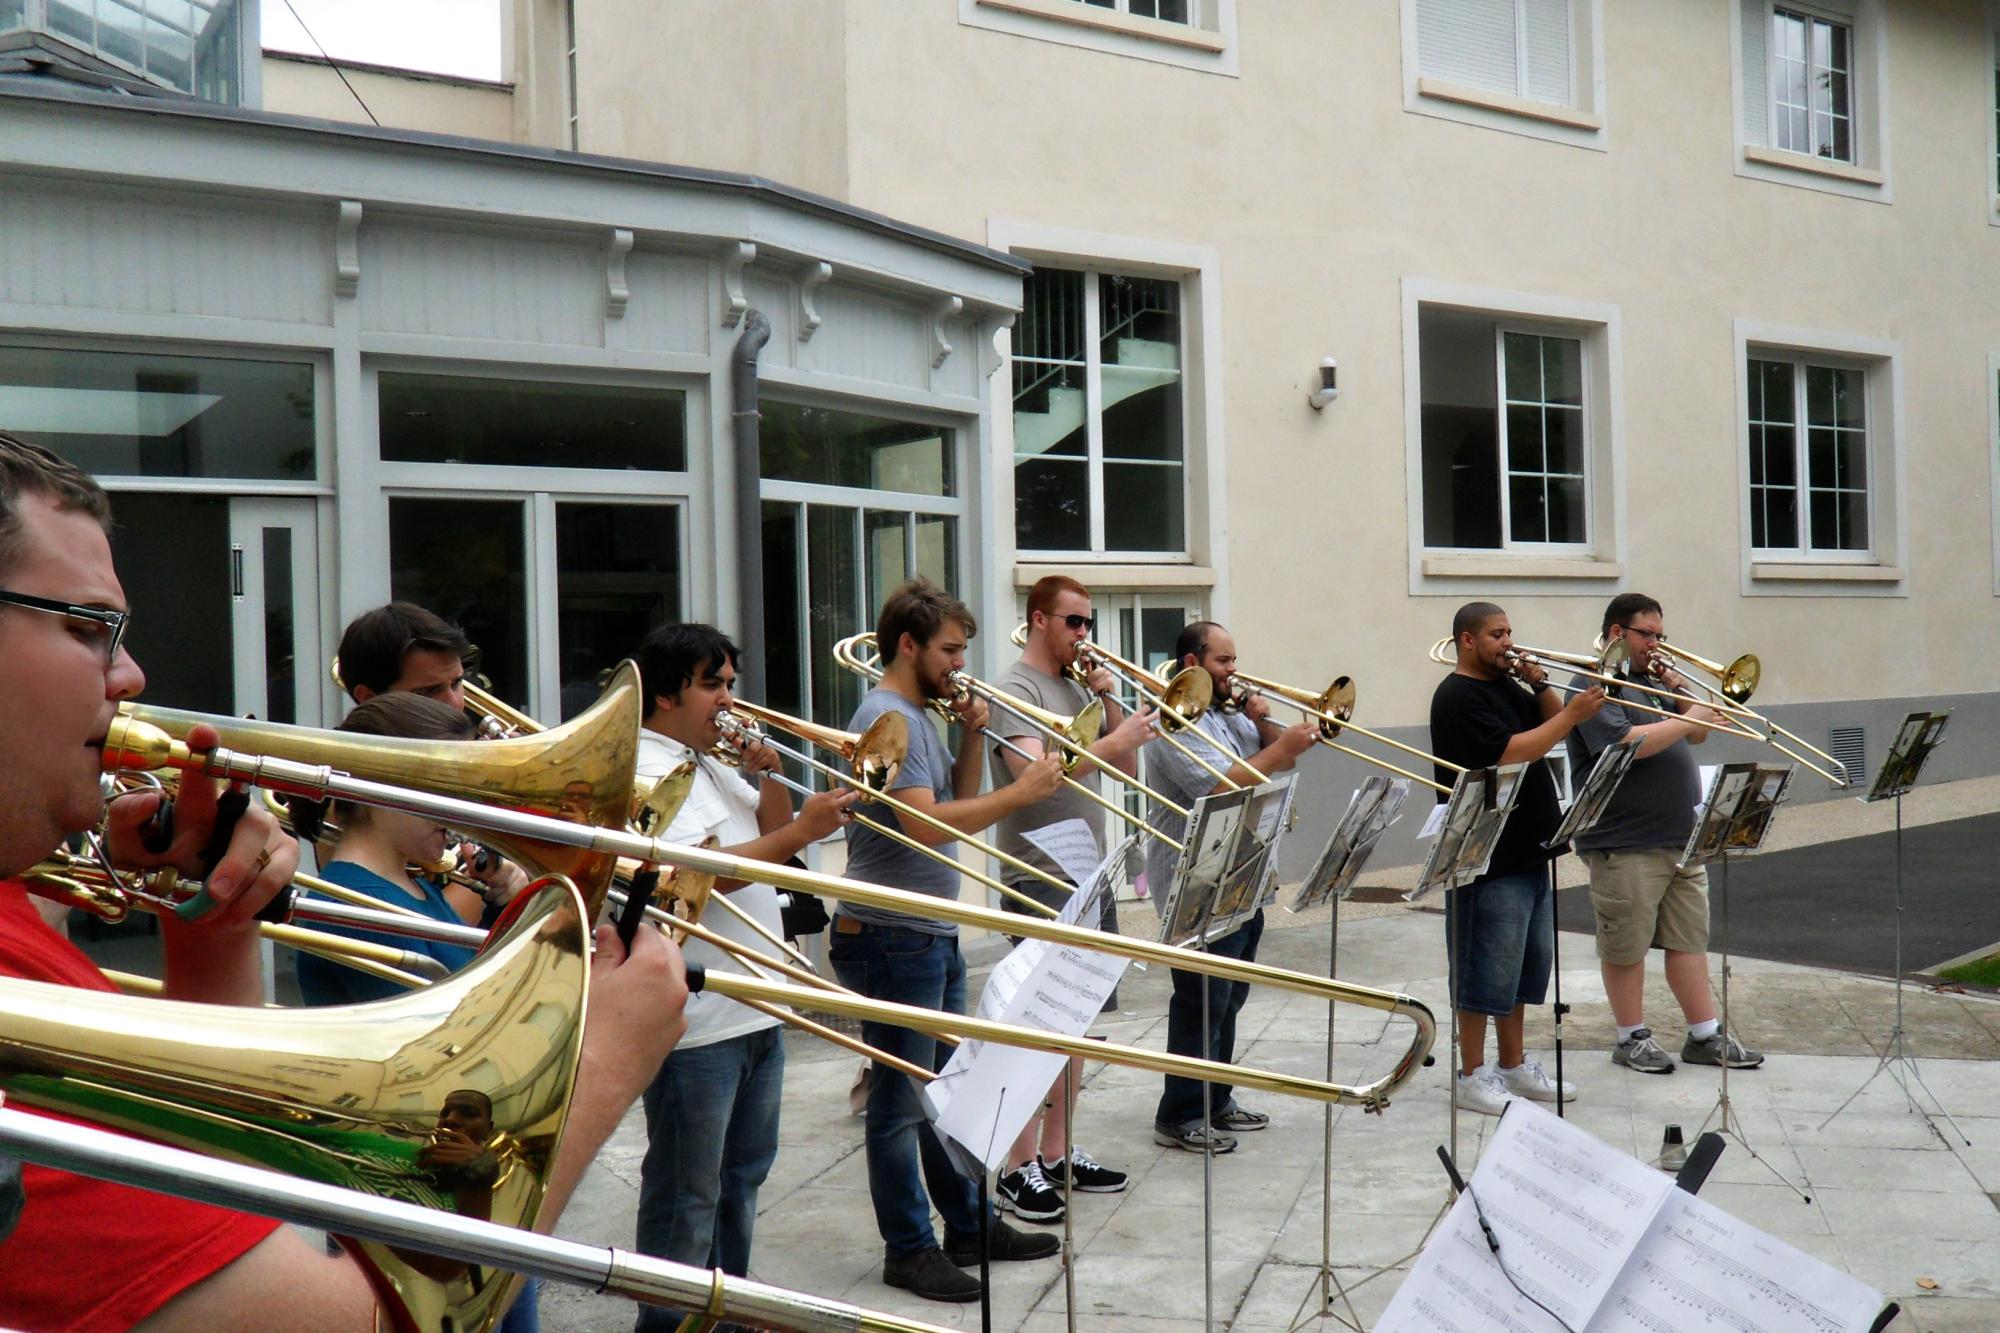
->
<box><xmin>0</xmin><ymin>432</ymin><xmax>692</xmax><ymax>1332</ymax></box>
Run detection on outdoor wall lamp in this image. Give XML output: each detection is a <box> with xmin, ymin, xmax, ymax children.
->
<box><xmin>1308</xmin><ymin>357</ymin><xmax>1339</xmax><ymax>411</ymax></box>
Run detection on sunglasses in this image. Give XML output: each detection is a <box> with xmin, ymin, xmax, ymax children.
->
<box><xmin>0</xmin><ymin>589</ymin><xmax>130</xmax><ymax>666</ymax></box>
<box><xmin>1058</xmin><ymin>613</ymin><xmax>1095</xmax><ymax>633</ymax></box>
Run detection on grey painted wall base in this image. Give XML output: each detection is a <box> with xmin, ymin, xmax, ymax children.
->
<box><xmin>1271</xmin><ymin>688</ymin><xmax>2000</xmax><ymax>884</ymax></box>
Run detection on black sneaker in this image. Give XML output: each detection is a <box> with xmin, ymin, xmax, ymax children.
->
<box><xmin>1682</xmin><ymin>1030</ymin><xmax>1765</xmax><ymax>1069</ymax></box>
<box><xmin>997</xmin><ymin>1159</ymin><xmax>1064</xmax><ymax>1222</ymax></box>
<box><xmin>1042</xmin><ymin>1147</ymin><xmax>1128</xmax><ymax>1193</ymax></box>
<box><xmin>883</xmin><ymin>1245</ymin><xmax>982</xmax><ymax>1302</ymax></box>
<box><xmin>943</xmin><ymin>1218</ymin><xmax>1062</xmax><ymax>1266</ymax></box>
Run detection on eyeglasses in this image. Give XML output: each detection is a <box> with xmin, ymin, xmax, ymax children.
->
<box><xmin>0</xmin><ymin>590</ymin><xmax>130</xmax><ymax>666</ymax></box>
<box><xmin>1618</xmin><ymin>624</ymin><xmax>1667</xmax><ymax>642</ymax></box>
<box><xmin>1059</xmin><ymin>614</ymin><xmax>1096</xmax><ymax>633</ymax></box>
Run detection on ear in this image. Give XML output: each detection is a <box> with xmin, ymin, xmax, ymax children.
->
<box><xmin>351</xmin><ymin>684</ymin><xmax>377</xmax><ymax>704</ymax></box>
<box><xmin>897</xmin><ymin>631</ymin><xmax>919</xmax><ymax>661</ymax></box>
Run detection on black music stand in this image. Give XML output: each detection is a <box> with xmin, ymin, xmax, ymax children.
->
<box><xmin>1683</xmin><ymin>762</ymin><xmax>1810</xmax><ymax>1201</ymax></box>
<box><xmin>1539</xmin><ymin>735</ymin><xmax>1643</xmax><ymax>1122</ymax></box>
<box><xmin>1282</xmin><ymin>776</ymin><xmax>1412</xmax><ymax>1332</ymax></box>
<box><xmin>1821</xmin><ymin>711</ymin><xmax>1965</xmax><ymax>1142</ymax></box>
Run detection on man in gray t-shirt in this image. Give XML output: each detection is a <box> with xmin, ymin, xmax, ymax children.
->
<box><xmin>1564</xmin><ymin>593</ymin><xmax>1764</xmax><ymax>1077</ymax></box>
<box><xmin>984</xmin><ymin>576</ymin><xmax>1157</xmax><ymax>1222</ymax></box>
<box><xmin>1144</xmin><ymin>620</ymin><xmax>1318</xmax><ymax>1156</ymax></box>
<box><xmin>827</xmin><ymin>578</ymin><xmax>1066</xmax><ymax>1304</ymax></box>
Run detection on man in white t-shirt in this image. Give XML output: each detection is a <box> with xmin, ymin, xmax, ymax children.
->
<box><xmin>630</xmin><ymin>623</ymin><xmax>857</xmax><ymax>1332</ymax></box>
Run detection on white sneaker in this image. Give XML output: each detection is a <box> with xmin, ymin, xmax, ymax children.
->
<box><xmin>1453</xmin><ymin>1067</ymin><xmax>1516</xmax><ymax>1117</ymax></box>
<box><xmin>1499</xmin><ymin>1059</ymin><xmax>1577</xmax><ymax>1104</ymax></box>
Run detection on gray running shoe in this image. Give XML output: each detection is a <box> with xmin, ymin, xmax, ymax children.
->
<box><xmin>1612</xmin><ymin>1027</ymin><xmax>1676</xmax><ymax>1074</ymax></box>
<box><xmin>1682</xmin><ymin>1030</ymin><xmax>1765</xmax><ymax>1069</ymax></box>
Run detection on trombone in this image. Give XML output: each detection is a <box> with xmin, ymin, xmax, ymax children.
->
<box><xmin>98</xmin><ymin>703</ymin><xmax>1435</xmax><ymax>1110</ymax></box>
<box><xmin>716</xmin><ymin>700</ymin><xmax>1065</xmax><ymax>918</ymax></box>
<box><xmin>1425</xmin><ymin>637</ymin><xmax>1770</xmax><ymax>738</ymax></box>
<box><xmin>1008</xmin><ymin>624</ymin><xmax>1265</xmax><ymax>789</ymax></box>
<box><xmin>1217</xmin><ymin>670</ymin><xmax>1461</xmax><ymax>796</ymax></box>
<box><xmin>1597</xmin><ymin>635</ymin><xmax>1849</xmax><ymax>787</ymax></box>
<box><xmin>832</xmin><ymin>632</ymin><xmax>1188</xmax><ymax>851</ymax></box>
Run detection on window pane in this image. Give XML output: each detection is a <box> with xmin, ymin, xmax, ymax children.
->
<box><xmin>1101</xmin><ymin>368</ymin><xmax>1183</xmax><ymax>463</ymax></box>
<box><xmin>1808</xmin><ymin>427</ymin><xmax>1835</xmax><ymax>487</ymax></box>
<box><xmin>1543</xmin><ymin>337</ymin><xmax>1583</xmax><ymax>406</ymax></box>
<box><xmin>554</xmin><ymin>502</ymin><xmax>681</xmax><ymax>720</ymax></box>
<box><xmin>1836</xmin><ymin>431</ymin><xmax>1867</xmax><ymax>491</ymax></box>
<box><xmin>1545</xmin><ymin>405</ymin><xmax>1585</xmax><ymax>475</ymax></box>
<box><xmin>1420</xmin><ymin>309</ymin><xmax>1502</xmax><ymax>548</ymax></box>
<box><xmin>806</xmin><ymin>506</ymin><xmax>863</xmax><ymax>731</ymax></box>
<box><xmin>0</xmin><ymin>0</ymin><xmax>26</xmax><ymax>30</ymax></box>
<box><xmin>0</xmin><ymin>347</ymin><xmax>314</xmax><ymax>480</ymax></box>
<box><xmin>1100</xmin><ymin>273</ymin><xmax>1180</xmax><ymax>354</ymax></box>
<box><xmin>1763</xmin><ymin>425</ymin><xmax>1796</xmax><ymax>487</ymax></box>
<box><xmin>1103</xmin><ymin>461</ymin><xmax>1184</xmax><ymax>553</ymax></box>
<box><xmin>1015</xmin><ymin>362</ymin><xmax>1087</xmax><ymax>457</ymax></box>
<box><xmin>760</xmin><ymin>501</ymin><xmax>804</xmax><ymax>718</ymax></box>
<box><xmin>1839</xmin><ymin>489</ymin><xmax>1869</xmax><ymax>550</ymax></box>
<box><xmin>913</xmin><ymin>515</ymin><xmax>958</xmax><ymax>594</ymax></box>
<box><xmin>1505</xmin><ymin>404</ymin><xmax>1544</xmax><ymax>473</ymax></box>
<box><xmin>378</xmin><ymin>373</ymin><xmax>686</xmax><ymax>471</ymax></box>
<box><xmin>1017</xmin><ymin>267</ymin><xmax>1085</xmax><ymax>366</ymax></box>
<box><xmin>1547</xmin><ymin>476</ymin><xmax>1586</xmax><ymax>545</ymax></box>
<box><xmin>1829</xmin><ymin>367</ymin><xmax>1864</xmax><ymax>429</ymax></box>
<box><xmin>1748</xmin><ymin>424</ymin><xmax>1768</xmax><ymax>486</ymax></box>
<box><xmin>864</xmin><ymin>510</ymin><xmax>909</xmax><ymax>620</ymax></box>
<box><xmin>1755</xmin><ymin>486</ymin><xmax>1798</xmax><ymax>549</ymax></box>
<box><xmin>390</xmin><ymin>497</ymin><xmax>528</xmax><ymax>708</ymax></box>
<box><xmin>261</xmin><ymin>527</ymin><xmax>296</xmax><ymax>726</ymax></box>
<box><xmin>1508</xmin><ymin>476</ymin><xmax>1547</xmax><ymax>544</ymax></box>
<box><xmin>1016</xmin><ymin>456</ymin><xmax>1090</xmax><ymax>550</ymax></box>
<box><xmin>109</xmin><ymin>493</ymin><xmax>234</xmax><ymax>716</ymax></box>
<box><xmin>1757</xmin><ymin>360</ymin><xmax>1795</xmax><ymax>422</ymax></box>
<box><xmin>761</xmin><ymin>401</ymin><xmax>953</xmax><ymax>497</ymax></box>
<box><xmin>1808</xmin><ymin>490</ymin><xmax>1838</xmax><ymax>550</ymax></box>
<box><xmin>1502</xmin><ymin>332</ymin><xmax>1541</xmax><ymax>401</ymax></box>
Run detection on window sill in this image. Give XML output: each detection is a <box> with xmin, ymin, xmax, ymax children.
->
<box><xmin>1750</xmin><ymin>561</ymin><xmax>1903</xmax><ymax>583</ymax></box>
<box><xmin>1741</xmin><ymin>145</ymin><xmax>1884</xmax><ymax>187</ymax></box>
<box><xmin>973</xmin><ymin>0</ymin><xmax>1226</xmax><ymax>52</ymax></box>
<box><xmin>1014</xmin><ymin>561</ymin><xmax>1216</xmax><ymax>589</ymax></box>
<box><xmin>1415</xmin><ymin>78</ymin><xmax>1602</xmax><ymax>131</ymax></box>
<box><xmin>1421</xmin><ymin>554</ymin><xmax>1623</xmax><ymax>580</ymax></box>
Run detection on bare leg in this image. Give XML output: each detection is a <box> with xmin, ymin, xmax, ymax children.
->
<box><xmin>1664</xmin><ymin>949</ymin><xmax>1718</xmax><ymax>1027</ymax></box>
<box><xmin>1037</xmin><ymin>1055</ymin><xmax>1085</xmax><ymax>1163</ymax></box>
<box><xmin>1458</xmin><ymin>1010</ymin><xmax>1488</xmax><ymax>1076</ymax></box>
<box><xmin>1602</xmin><ymin>958</ymin><xmax>1647</xmax><ymax>1029</ymax></box>
<box><xmin>1495</xmin><ymin>1004</ymin><xmax>1527</xmax><ymax>1069</ymax></box>
<box><xmin>1007</xmin><ymin>1113</ymin><xmax>1041</xmax><ymax>1171</ymax></box>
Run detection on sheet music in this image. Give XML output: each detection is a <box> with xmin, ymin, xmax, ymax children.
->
<box><xmin>1594</xmin><ymin>1189</ymin><xmax>1883</xmax><ymax>1333</ymax></box>
<box><xmin>1380</xmin><ymin>1104</ymin><xmax>1674</xmax><ymax>1332</ymax></box>
<box><xmin>1380</xmin><ymin>1105</ymin><xmax>1887</xmax><ymax>1333</ymax></box>
<box><xmin>1418</xmin><ymin>802</ymin><xmax>1449</xmax><ymax>840</ymax></box>
<box><xmin>1020</xmin><ymin>817</ymin><xmax>1105</xmax><ymax>892</ymax></box>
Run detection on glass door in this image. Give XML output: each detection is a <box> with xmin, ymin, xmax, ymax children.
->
<box><xmin>228</xmin><ymin>499</ymin><xmax>322</xmax><ymax>725</ymax></box>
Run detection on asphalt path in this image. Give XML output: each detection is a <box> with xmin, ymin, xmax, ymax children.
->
<box><xmin>1555</xmin><ymin>811</ymin><xmax>2000</xmax><ymax>976</ymax></box>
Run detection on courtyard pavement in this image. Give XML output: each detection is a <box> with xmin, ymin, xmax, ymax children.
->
<box><xmin>535</xmin><ymin>776</ymin><xmax>2000</xmax><ymax>1332</ymax></box>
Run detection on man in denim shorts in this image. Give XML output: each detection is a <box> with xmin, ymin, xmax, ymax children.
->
<box><xmin>1566</xmin><ymin>593</ymin><xmax>1764</xmax><ymax>1074</ymax></box>
<box><xmin>1430</xmin><ymin>603</ymin><xmax>1605</xmax><ymax>1116</ymax></box>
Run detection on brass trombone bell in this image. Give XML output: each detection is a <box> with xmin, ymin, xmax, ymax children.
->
<box><xmin>121</xmin><ymin>661</ymin><xmax>645</xmax><ymax>920</ymax></box>
<box><xmin>722</xmin><ymin>699</ymin><xmax>908</xmax><ymax>794</ymax></box>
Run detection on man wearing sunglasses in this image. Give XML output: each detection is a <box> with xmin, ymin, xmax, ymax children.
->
<box><xmin>985</xmin><ymin>575</ymin><xmax>1156</xmax><ymax>1223</ymax></box>
<box><xmin>0</xmin><ymin>432</ymin><xmax>691</xmax><ymax>1331</ymax></box>
<box><xmin>1564</xmin><ymin>592</ymin><xmax>1760</xmax><ymax>1075</ymax></box>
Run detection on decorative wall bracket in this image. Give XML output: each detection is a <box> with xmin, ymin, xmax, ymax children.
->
<box><xmin>605</xmin><ymin>228</ymin><xmax>633</xmax><ymax>318</ymax></box>
<box><xmin>334</xmin><ymin>200</ymin><xmax>362</xmax><ymax>299</ymax></box>
<box><xmin>930</xmin><ymin>295</ymin><xmax>963</xmax><ymax>369</ymax></box>
<box><xmin>721</xmin><ymin>241</ymin><xmax>756</xmax><ymax>326</ymax></box>
<box><xmin>983</xmin><ymin>311</ymin><xmax>1017</xmax><ymax>379</ymax></box>
<box><xmin>798</xmin><ymin>261</ymin><xmax>833</xmax><ymax>341</ymax></box>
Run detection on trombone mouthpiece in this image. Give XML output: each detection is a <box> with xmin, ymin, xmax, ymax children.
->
<box><xmin>101</xmin><ymin>716</ymin><xmax>181</xmax><ymax>775</ymax></box>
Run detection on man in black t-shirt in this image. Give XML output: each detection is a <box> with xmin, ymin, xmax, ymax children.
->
<box><xmin>1429</xmin><ymin>602</ymin><xmax>1604</xmax><ymax>1116</ymax></box>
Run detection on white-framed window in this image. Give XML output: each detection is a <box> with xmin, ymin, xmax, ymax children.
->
<box><xmin>1401</xmin><ymin>0</ymin><xmax>1606</xmax><ymax>148</ymax></box>
<box><xmin>1732</xmin><ymin>322</ymin><xmax>1904</xmax><ymax>594</ymax></box>
<box><xmin>1418</xmin><ymin>315</ymin><xmax>1592</xmax><ymax>552</ymax></box>
<box><xmin>1734</xmin><ymin>0</ymin><xmax>1888</xmax><ymax>197</ymax></box>
<box><xmin>1403</xmin><ymin>281</ymin><xmax>1625</xmax><ymax>594</ymax></box>
<box><xmin>1746</xmin><ymin>355</ymin><xmax>1869</xmax><ymax>556</ymax></box>
<box><xmin>1012</xmin><ymin>264</ymin><xmax>1188</xmax><ymax>559</ymax></box>
<box><xmin>959</xmin><ymin>0</ymin><xmax>1238</xmax><ymax>76</ymax></box>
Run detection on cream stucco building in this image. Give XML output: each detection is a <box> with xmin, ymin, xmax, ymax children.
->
<box><xmin>7</xmin><ymin>0</ymin><xmax>1997</xmax><ymax>872</ymax></box>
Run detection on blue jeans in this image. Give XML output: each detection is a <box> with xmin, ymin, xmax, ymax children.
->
<box><xmin>828</xmin><ymin>922</ymin><xmax>989</xmax><ymax>1257</ymax></box>
<box><xmin>633</xmin><ymin>1025</ymin><xmax>786</xmax><ymax>1332</ymax></box>
<box><xmin>1156</xmin><ymin>910</ymin><xmax>1265</xmax><ymax>1132</ymax></box>
<box><xmin>1445</xmin><ymin>867</ymin><xmax>1554</xmax><ymax>1018</ymax></box>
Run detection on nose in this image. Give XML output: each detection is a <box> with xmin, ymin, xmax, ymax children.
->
<box><xmin>106</xmin><ymin>646</ymin><xmax>145</xmax><ymax>702</ymax></box>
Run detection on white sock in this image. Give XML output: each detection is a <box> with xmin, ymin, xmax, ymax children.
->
<box><xmin>1458</xmin><ymin>1064</ymin><xmax>1486</xmax><ymax>1080</ymax></box>
<box><xmin>1497</xmin><ymin>1062</ymin><xmax>1523</xmax><ymax>1074</ymax></box>
<box><xmin>1688</xmin><ymin>1019</ymin><xmax>1720</xmax><ymax>1041</ymax></box>
<box><xmin>1617</xmin><ymin>1024</ymin><xmax>1646</xmax><ymax>1043</ymax></box>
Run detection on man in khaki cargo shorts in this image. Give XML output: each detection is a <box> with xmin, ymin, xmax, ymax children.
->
<box><xmin>1564</xmin><ymin>593</ymin><xmax>1766</xmax><ymax>1075</ymax></box>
